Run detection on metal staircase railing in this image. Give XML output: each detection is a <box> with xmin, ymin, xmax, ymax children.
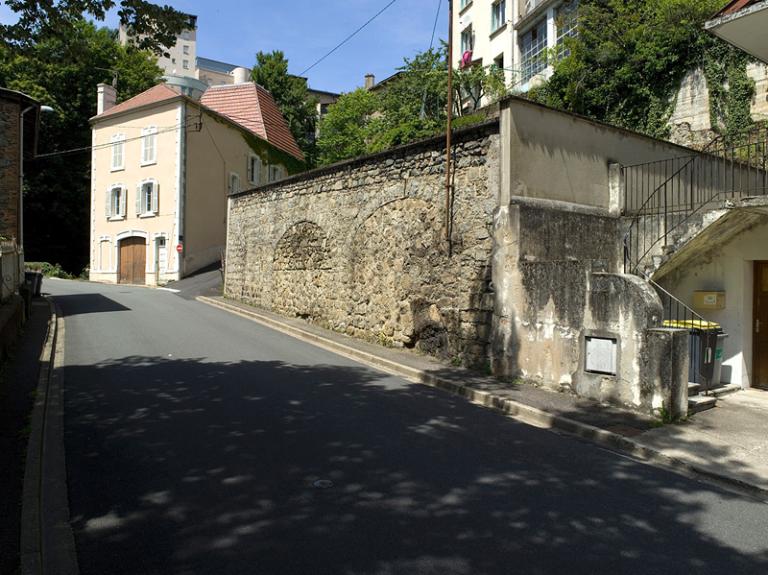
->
<box><xmin>622</xmin><ymin>124</ymin><xmax>768</xmax><ymax>325</ymax></box>
<box><xmin>623</xmin><ymin>124</ymin><xmax>768</xmax><ymax>280</ymax></box>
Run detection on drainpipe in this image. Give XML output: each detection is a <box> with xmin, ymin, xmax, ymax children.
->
<box><xmin>19</xmin><ymin>104</ymin><xmax>35</xmax><ymax>252</ymax></box>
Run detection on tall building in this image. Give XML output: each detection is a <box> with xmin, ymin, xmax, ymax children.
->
<box><xmin>452</xmin><ymin>0</ymin><xmax>578</xmax><ymax>93</ymax></box>
<box><xmin>119</xmin><ymin>14</ymin><xmax>198</xmax><ymax>79</ymax></box>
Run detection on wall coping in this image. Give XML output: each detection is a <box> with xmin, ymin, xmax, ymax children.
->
<box><xmin>230</xmin><ymin>117</ymin><xmax>500</xmax><ymax>199</ymax></box>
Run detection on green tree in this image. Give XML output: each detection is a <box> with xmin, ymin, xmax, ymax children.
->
<box><xmin>0</xmin><ymin>20</ymin><xmax>162</xmax><ymax>272</ymax></box>
<box><xmin>317</xmin><ymin>88</ymin><xmax>380</xmax><ymax>165</ymax></box>
<box><xmin>1</xmin><ymin>0</ymin><xmax>189</xmax><ymax>54</ymax></box>
<box><xmin>251</xmin><ymin>51</ymin><xmax>319</xmax><ymax>166</ymax></box>
<box><xmin>529</xmin><ymin>0</ymin><xmax>752</xmax><ymax>139</ymax></box>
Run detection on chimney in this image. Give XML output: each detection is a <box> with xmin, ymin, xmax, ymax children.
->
<box><xmin>233</xmin><ymin>67</ymin><xmax>250</xmax><ymax>84</ymax></box>
<box><xmin>97</xmin><ymin>83</ymin><xmax>117</xmax><ymax>115</ymax></box>
<box><xmin>364</xmin><ymin>73</ymin><xmax>375</xmax><ymax>90</ymax></box>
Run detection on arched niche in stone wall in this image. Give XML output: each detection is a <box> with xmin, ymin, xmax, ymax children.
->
<box><xmin>350</xmin><ymin>197</ymin><xmax>447</xmax><ymax>351</ymax></box>
<box><xmin>272</xmin><ymin>220</ymin><xmax>333</xmax><ymax>320</ymax></box>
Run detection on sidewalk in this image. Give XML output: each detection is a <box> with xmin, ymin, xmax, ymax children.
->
<box><xmin>199</xmin><ymin>295</ymin><xmax>768</xmax><ymax>501</ymax></box>
<box><xmin>0</xmin><ymin>299</ymin><xmax>52</xmax><ymax>575</ymax></box>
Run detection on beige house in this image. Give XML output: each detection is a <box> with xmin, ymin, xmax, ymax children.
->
<box><xmin>89</xmin><ymin>82</ymin><xmax>304</xmax><ymax>286</ymax></box>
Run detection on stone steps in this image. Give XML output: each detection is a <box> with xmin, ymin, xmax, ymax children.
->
<box><xmin>688</xmin><ymin>394</ymin><xmax>717</xmax><ymax>414</ymax></box>
<box><xmin>686</xmin><ymin>382</ymin><xmax>743</xmax><ymax>414</ymax></box>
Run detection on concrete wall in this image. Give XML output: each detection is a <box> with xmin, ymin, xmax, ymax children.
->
<box><xmin>503</xmin><ymin>98</ymin><xmax>694</xmax><ymax>210</ymax></box>
<box><xmin>0</xmin><ymin>99</ymin><xmax>21</xmax><ymax>242</ymax></box>
<box><xmin>226</xmin><ymin>123</ymin><xmax>500</xmax><ymax>365</ymax></box>
<box><xmin>657</xmin><ymin>215</ymin><xmax>768</xmax><ymax>388</ymax></box>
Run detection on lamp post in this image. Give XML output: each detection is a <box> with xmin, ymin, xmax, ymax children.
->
<box><xmin>19</xmin><ymin>104</ymin><xmax>54</xmax><ymax>252</ymax></box>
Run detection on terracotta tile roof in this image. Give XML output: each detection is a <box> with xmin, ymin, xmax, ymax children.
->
<box><xmin>200</xmin><ymin>83</ymin><xmax>304</xmax><ymax>161</ymax></box>
<box><xmin>94</xmin><ymin>84</ymin><xmax>180</xmax><ymax>120</ymax></box>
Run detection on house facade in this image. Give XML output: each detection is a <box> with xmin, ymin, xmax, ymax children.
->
<box><xmin>453</xmin><ymin>0</ymin><xmax>578</xmax><ymax>93</ymax></box>
<box><xmin>89</xmin><ymin>82</ymin><xmax>303</xmax><ymax>286</ymax></box>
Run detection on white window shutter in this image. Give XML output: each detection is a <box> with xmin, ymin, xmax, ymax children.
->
<box><xmin>136</xmin><ymin>184</ymin><xmax>143</xmax><ymax>215</ymax></box>
<box><xmin>119</xmin><ymin>187</ymin><xmax>126</xmax><ymax>216</ymax></box>
<box><xmin>151</xmin><ymin>182</ymin><xmax>159</xmax><ymax>213</ymax></box>
<box><xmin>106</xmin><ymin>188</ymin><xmax>112</xmax><ymax>218</ymax></box>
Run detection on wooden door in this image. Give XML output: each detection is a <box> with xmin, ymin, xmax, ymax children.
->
<box><xmin>119</xmin><ymin>237</ymin><xmax>146</xmax><ymax>285</ymax></box>
<box><xmin>754</xmin><ymin>262</ymin><xmax>768</xmax><ymax>388</ymax></box>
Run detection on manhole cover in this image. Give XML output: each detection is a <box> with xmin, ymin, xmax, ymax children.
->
<box><xmin>313</xmin><ymin>479</ymin><xmax>334</xmax><ymax>489</ymax></box>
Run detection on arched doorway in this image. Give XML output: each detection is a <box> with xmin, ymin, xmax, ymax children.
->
<box><xmin>119</xmin><ymin>236</ymin><xmax>146</xmax><ymax>284</ymax></box>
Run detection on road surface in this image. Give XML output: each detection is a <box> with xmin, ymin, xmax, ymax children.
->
<box><xmin>49</xmin><ymin>278</ymin><xmax>768</xmax><ymax>575</ymax></box>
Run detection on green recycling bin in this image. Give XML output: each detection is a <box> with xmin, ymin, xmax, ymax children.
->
<box><xmin>662</xmin><ymin>320</ymin><xmax>727</xmax><ymax>392</ymax></box>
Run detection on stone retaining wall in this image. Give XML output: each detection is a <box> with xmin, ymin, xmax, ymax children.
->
<box><xmin>226</xmin><ymin>122</ymin><xmax>500</xmax><ymax>366</ymax></box>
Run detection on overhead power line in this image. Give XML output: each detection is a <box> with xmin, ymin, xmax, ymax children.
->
<box><xmin>299</xmin><ymin>0</ymin><xmax>400</xmax><ymax>77</ymax></box>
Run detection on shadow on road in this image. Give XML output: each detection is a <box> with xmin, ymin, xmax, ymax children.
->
<box><xmin>63</xmin><ymin>355</ymin><xmax>768</xmax><ymax>575</ymax></box>
<box><xmin>54</xmin><ymin>294</ymin><xmax>131</xmax><ymax>317</ymax></box>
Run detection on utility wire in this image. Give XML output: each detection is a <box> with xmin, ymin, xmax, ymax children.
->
<box><xmin>421</xmin><ymin>0</ymin><xmax>444</xmax><ymax>119</ymax></box>
<box><xmin>299</xmin><ymin>0</ymin><xmax>400</xmax><ymax>76</ymax></box>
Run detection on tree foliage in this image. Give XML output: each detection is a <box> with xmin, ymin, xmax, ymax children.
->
<box><xmin>317</xmin><ymin>46</ymin><xmax>509</xmax><ymax>166</ymax></box>
<box><xmin>528</xmin><ymin>0</ymin><xmax>753</xmax><ymax>139</ymax></box>
<box><xmin>251</xmin><ymin>51</ymin><xmax>319</xmax><ymax>166</ymax></box>
<box><xmin>1</xmin><ymin>0</ymin><xmax>189</xmax><ymax>54</ymax></box>
<box><xmin>0</xmin><ymin>20</ymin><xmax>162</xmax><ymax>272</ymax></box>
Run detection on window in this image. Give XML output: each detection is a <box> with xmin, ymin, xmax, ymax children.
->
<box><xmin>461</xmin><ymin>25</ymin><xmax>474</xmax><ymax>54</ymax></box>
<box><xmin>556</xmin><ymin>1</ymin><xmax>578</xmax><ymax>59</ymax></box>
<box><xmin>460</xmin><ymin>0</ymin><xmax>472</xmax><ymax>9</ymax></box>
<box><xmin>247</xmin><ymin>154</ymin><xmax>261</xmax><ymax>185</ymax></box>
<box><xmin>494</xmin><ymin>53</ymin><xmax>504</xmax><ymax>72</ymax></box>
<box><xmin>182</xmin><ymin>59</ymin><xmax>189</xmax><ymax>70</ymax></box>
<box><xmin>520</xmin><ymin>18</ymin><xmax>548</xmax><ymax>82</ymax></box>
<box><xmin>136</xmin><ymin>180</ymin><xmax>158</xmax><ymax>216</ymax></box>
<box><xmin>491</xmin><ymin>1</ymin><xmax>506</xmax><ymax>33</ymax></box>
<box><xmin>110</xmin><ymin>134</ymin><xmax>125</xmax><ymax>171</ymax></box>
<box><xmin>229</xmin><ymin>172</ymin><xmax>241</xmax><ymax>194</ymax></box>
<box><xmin>183</xmin><ymin>44</ymin><xmax>190</xmax><ymax>55</ymax></box>
<box><xmin>141</xmin><ymin>127</ymin><xmax>157</xmax><ymax>165</ymax></box>
<box><xmin>105</xmin><ymin>186</ymin><xmax>126</xmax><ymax>219</ymax></box>
<box><xmin>268</xmin><ymin>165</ymin><xmax>284</xmax><ymax>183</ymax></box>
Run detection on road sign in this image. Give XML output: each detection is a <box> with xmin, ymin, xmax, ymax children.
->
<box><xmin>176</xmin><ymin>243</ymin><xmax>183</xmax><ymax>253</ymax></box>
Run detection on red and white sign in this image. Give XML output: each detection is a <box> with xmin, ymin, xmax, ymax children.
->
<box><xmin>176</xmin><ymin>243</ymin><xmax>183</xmax><ymax>253</ymax></box>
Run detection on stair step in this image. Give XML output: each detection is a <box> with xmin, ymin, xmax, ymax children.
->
<box><xmin>688</xmin><ymin>395</ymin><xmax>717</xmax><ymax>414</ymax></box>
<box><xmin>710</xmin><ymin>383</ymin><xmax>742</xmax><ymax>398</ymax></box>
<box><xmin>688</xmin><ymin>382</ymin><xmax>701</xmax><ymax>396</ymax></box>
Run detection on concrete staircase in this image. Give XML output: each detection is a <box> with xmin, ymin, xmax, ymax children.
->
<box><xmin>687</xmin><ymin>382</ymin><xmax>742</xmax><ymax>414</ymax></box>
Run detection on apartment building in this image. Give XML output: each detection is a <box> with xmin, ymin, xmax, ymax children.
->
<box><xmin>119</xmin><ymin>15</ymin><xmax>198</xmax><ymax>79</ymax></box>
<box><xmin>453</xmin><ymin>0</ymin><xmax>578</xmax><ymax>93</ymax></box>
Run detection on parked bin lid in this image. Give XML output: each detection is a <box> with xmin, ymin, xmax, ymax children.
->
<box><xmin>662</xmin><ymin>319</ymin><xmax>721</xmax><ymax>330</ymax></box>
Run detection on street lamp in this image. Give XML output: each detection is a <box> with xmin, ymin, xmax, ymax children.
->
<box><xmin>19</xmin><ymin>104</ymin><xmax>54</xmax><ymax>251</ymax></box>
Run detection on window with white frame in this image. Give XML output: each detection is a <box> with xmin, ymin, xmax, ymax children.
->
<box><xmin>229</xmin><ymin>172</ymin><xmax>241</xmax><ymax>194</ymax></box>
<box><xmin>268</xmin><ymin>165</ymin><xmax>284</xmax><ymax>183</ymax></box>
<box><xmin>106</xmin><ymin>185</ymin><xmax>126</xmax><ymax>219</ymax></box>
<box><xmin>183</xmin><ymin>44</ymin><xmax>190</xmax><ymax>55</ymax></box>
<box><xmin>460</xmin><ymin>25</ymin><xmax>474</xmax><ymax>54</ymax></box>
<box><xmin>520</xmin><ymin>18</ymin><xmax>548</xmax><ymax>83</ymax></box>
<box><xmin>136</xmin><ymin>180</ymin><xmax>158</xmax><ymax>216</ymax></box>
<box><xmin>247</xmin><ymin>154</ymin><xmax>262</xmax><ymax>185</ymax></box>
<box><xmin>141</xmin><ymin>127</ymin><xmax>157</xmax><ymax>165</ymax></box>
<box><xmin>556</xmin><ymin>0</ymin><xmax>578</xmax><ymax>60</ymax></box>
<box><xmin>110</xmin><ymin>134</ymin><xmax>125</xmax><ymax>171</ymax></box>
<box><xmin>491</xmin><ymin>1</ymin><xmax>506</xmax><ymax>33</ymax></box>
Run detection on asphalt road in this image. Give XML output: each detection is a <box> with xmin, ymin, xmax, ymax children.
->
<box><xmin>49</xmin><ymin>278</ymin><xmax>768</xmax><ymax>575</ymax></box>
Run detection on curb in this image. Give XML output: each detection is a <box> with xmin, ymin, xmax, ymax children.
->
<box><xmin>20</xmin><ymin>299</ymin><xmax>79</xmax><ymax>575</ymax></box>
<box><xmin>198</xmin><ymin>296</ymin><xmax>768</xmax><ymax>503</ymax></box>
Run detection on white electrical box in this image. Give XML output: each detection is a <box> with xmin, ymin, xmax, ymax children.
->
<box><xmin>585</xmin><ymin>337</ymin><xmax>618</xmax><ymax>375</ymax></box>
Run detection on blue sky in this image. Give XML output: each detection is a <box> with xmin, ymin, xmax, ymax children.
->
<box><xmin>0</xmin><ymin>0</ymin><xmax>446</xmax><ymax>93</ymax></box>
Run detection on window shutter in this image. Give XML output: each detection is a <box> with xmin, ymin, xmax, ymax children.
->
<box><xmin>247</xmin><ymin>157</ymin><xmax>253</xmax><ymax>183</ymax></box>
<box><xmin>119</xmin><ymin>187</ymin><xmax>126</xmax><ymax>216</ymax></box>
<box><xmin>151</xmin><ymin>182</ymin><xmax>159</xmax><ymax>213</ymax></box>
<box><xmin>136</xmin><ymin>184</ymin><xmax>143</xmax><ymax>215</ymax></box>
<box><xmin>106</xmin><ymin>188</ymin><xmax>112</xmax><ymax>218</ymax></box>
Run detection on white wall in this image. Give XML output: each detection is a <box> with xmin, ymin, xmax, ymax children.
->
<box><xmin>659</xmin><ymin>218</ymin><xmax>768</xmax><ymax>388</ymax></box>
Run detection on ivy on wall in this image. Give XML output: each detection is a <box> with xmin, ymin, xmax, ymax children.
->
<box><xmin>529</xmin><ymin>0</ymin><xmax>755</xmax><ymax>142</ymax></box>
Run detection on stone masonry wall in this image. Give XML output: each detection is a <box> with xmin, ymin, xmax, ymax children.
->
<box><xmin>226</xmin><ymin>122</ymin><xmax>500</xmax><ymax>366</ymax></box>
<box><xmin>0</xmin><ymin>100</ymin><xmax>20</xmax><ymax>241</ymax></box>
